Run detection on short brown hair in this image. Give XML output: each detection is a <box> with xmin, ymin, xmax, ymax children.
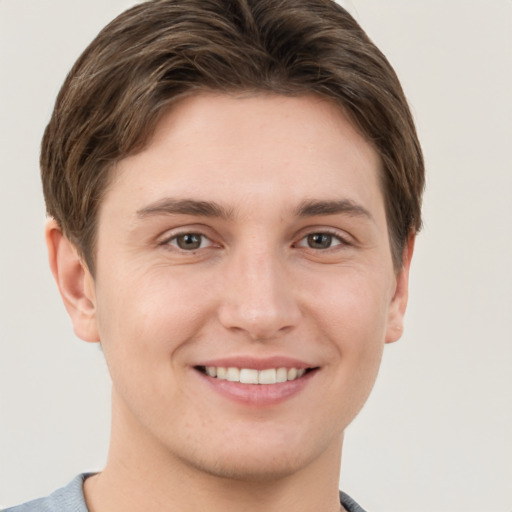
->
<box><xmin>41</xmin><ymin>0</ymin><xmax>424</xmax><ymax>273</ymax></box>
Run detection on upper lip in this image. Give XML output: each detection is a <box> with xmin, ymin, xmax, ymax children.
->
<box><xmin>194</xmin><ymin>356</ymin><xmax>317</xmax><ymax>371</ymax></box>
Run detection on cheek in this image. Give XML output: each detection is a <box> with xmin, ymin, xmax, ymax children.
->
<box><xmin>94</xmin><ymin>267</ymin><xmax>214</xmax><ymax>373</ymax></box>
<box><xmin>315</xmin><ymin>280</ymin><xmax>390</xmax><ymax>428</ymax></box>
<box><xmin>308</xmin><ymin>268</ymin><xmax>392</xmax><ymax>341</ymax></box>
<box><xmin>93</xmin><ymin>268</ymin><xmax>216</xmax><ymax>428</ymax></box>
<box><xmin>308</xmin><ymin>269</ymin><xmax>391</xmax><ymax>391</ymax></box>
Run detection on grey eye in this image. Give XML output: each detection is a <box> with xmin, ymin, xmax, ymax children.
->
<box><xmin>306</xmin><ymin>233</ymin><xmax>334</xmax><ymax>249</ymax></box>
<box><xmin>295</xmin><ymin>232</ymin><xmax>344</xmax><ymax>250</ymax></box>
<box><xmin>174</xmin><ymin>233</ymin><xmax>205</xmax><ymax>250</ymax></box>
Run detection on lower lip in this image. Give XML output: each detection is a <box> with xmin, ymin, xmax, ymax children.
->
<box><xmin>194</xmin><ymin>369</ymin><xmax>317</xmax><ymax>406</ymax></box>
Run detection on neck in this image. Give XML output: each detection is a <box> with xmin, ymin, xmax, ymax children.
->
<box><xmin>84</xmin><ymin>391</ymin><xmax>345</xmax><ymax>512</ymax></box>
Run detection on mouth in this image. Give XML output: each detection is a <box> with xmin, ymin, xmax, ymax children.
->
<box><xmin>194</xmin><ymin>365</ymin><xmax>318</xmax><ymax>384</ymax></box>
<box><xmin>192</xmin><ymin>357</ymin><xmax>320</xmax><ymax>405</ymax></box>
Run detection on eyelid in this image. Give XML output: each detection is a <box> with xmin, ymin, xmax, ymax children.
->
<box><xmin>154</xmin><ymin>225</ymin><xmax>353</xmax><ymax>250</ymax></box>
<box><xmin>294</xmin><ymin>228</ymin><xmax>353</xmax><ymax>248</ymax></box>
<box><xmin>156</xmin><ymin>226</ymin><xmax>218</xmax><ymax>249</ymax></box>
<box><xmin>169</xmin><ymin>233</ymin><xmax>213</xmax><ymax>250</ymax></box>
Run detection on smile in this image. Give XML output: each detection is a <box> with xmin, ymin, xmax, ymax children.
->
<box><xmin>195</xmin><ymin>366</ymin><xmax>313</xmax><ymax>384</ymax></box>
<box><xmin>193</xmin><ymin>357</ymin><xmax>319</xmax><ymax>406</ymax></box>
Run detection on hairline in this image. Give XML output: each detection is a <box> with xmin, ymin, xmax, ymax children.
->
<box><xmin>73</xmin><ymin>90</ymin><xmax>401</xmax><ymax>277</ymax></box>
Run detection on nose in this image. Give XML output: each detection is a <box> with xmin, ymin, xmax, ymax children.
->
<box><xmin>217</xmin><ymin>246</ymin><xmax>302</xmax><ymax>341</ymax></box>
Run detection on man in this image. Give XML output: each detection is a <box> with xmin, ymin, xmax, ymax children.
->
<box><xmin>6</xmin><ymin>0</ymin><xmax>424</xmax><ymax>511</ymax></box>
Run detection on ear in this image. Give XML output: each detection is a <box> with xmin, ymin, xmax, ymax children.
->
<box><xmin>45</xmin><ymin>218</ymin><xmax>100</xmax><ymax>342</ymax></box>
<box><xmin>385</xmin><ymin>233</ymin><xmax>415</xmax><ymax>344</ymax></box>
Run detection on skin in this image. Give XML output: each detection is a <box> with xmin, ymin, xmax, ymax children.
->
<box><xmin>47</xmin><ymin>93</ymin><xmax>413</xmax><ymax>512</ymax></box>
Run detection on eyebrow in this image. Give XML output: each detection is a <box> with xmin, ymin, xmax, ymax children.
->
<box><xmin>295</xmin><ymin>199</ymin><xmax>373</xmax><ymax>221</ymax></box>
<box><xmin>136</xmin><ymin>198</ymin><xmax>234</xmax><ymax>219</ymax></box>
<box><xmin>136</xmin><ymin>197</ymin><xmax>373</xmax><ymax>222</ymax></box>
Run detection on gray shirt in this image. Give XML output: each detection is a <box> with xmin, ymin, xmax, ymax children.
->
<box><xmin>4</xmin><ymin>474</ymin><xmax>367</xmax><ymax>512</ymax></box>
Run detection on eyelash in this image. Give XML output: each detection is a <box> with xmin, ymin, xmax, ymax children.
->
<box><xmin>294</xmin><ymin>230</ymin><xmax>350</xmax><ymax>250</ymax></box>
<box><xmin>159</xmin><ymin>229</ymin><xmax>350</xmax><ymax>252</ymax></box>
<box><xmin>160</xmin><ymin>232</ymin><xmax>215</xmax><ymax>251</ymax></box>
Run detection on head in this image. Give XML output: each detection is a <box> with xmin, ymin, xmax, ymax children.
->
<box><xmin>42</xmin><ymin>0</ymin><xmax>423</xmax><ymax>275</ymax></box>
<box><xmin>43</xmin><ymin>0</ymin><xmax>424</xmax><ymax>484</ymax></box>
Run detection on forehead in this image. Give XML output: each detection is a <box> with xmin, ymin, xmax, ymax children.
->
<box><xmin>103</xmin><ymin>92</ymin><xmax>384</xmax><ymax>221</ymax></box>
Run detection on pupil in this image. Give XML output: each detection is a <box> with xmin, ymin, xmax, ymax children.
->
<box><xmin>308</xmin><ymin>233</ymin><xmax>332</xmax><ymax>249</ymax></box>
<box><xmin>177</xmin><ymin>234</ymin><xmax>201</xmax><ymax>250</ymax></box>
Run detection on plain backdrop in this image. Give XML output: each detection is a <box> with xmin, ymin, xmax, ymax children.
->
<box><xmin>1</xmin><ymin>1</ymin><xmax>511</xmax><ymax>511</ymax></box>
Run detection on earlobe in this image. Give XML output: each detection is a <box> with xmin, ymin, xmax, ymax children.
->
<box><xmin>45</xmin><ymin>218</ymin><xmax>100</xmax><ymax>343</ymax></box>
<box><xmin>385</xmin><ymin>233</ymin><xmax>415</xmax><ymax>344</ymax></box>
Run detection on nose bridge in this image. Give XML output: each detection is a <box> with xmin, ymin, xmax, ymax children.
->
<box><xmin>218</xmin><ymin>239</ymin><xmax>300</xmax><ymax>339</ymax></box>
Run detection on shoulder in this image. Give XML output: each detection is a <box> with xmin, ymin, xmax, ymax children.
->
<box><xmin>3</xmin><ymin>474</ymin><xmax>91</xmax><ymax>512</ymax></box>
<box><xmin>5</xmin><ymin>479</ymin><xmax>366</xmax><ymax>512</ymax></box>
<box><xmin>340</xmin><ymin>490</ymin><xmax>368</xmax><ymax>512</ymax></box>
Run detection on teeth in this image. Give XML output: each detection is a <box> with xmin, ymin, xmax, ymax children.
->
<box><xmin>287</xmin><ymin>368</ymin><xmax>297</xmax><ymax>380</ymax></box>
<box><xmin>258</xmin><ymin>368</ymin><xmax>276</xmax><ymax>384</ymax></box>
<box><xmin>240</xmin><ymin>368</ymin><xmax>259</xmax><ymax>384</ymax></box>
<box><xmin>276</xmin><ymin>367</ymin><xmax>288</xmax><ymax>383</ymax></box>
<box><xmin>226</xmin><ymin>367</ymin><xmax>240</xmax><ymax>382</ymax></box>
<box><xmin>203</xmin><ymin>366</ymin><xmax>309</xmax><ymax>384</ymax></box>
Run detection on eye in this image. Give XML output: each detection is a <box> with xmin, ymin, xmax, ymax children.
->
<box><xmin>166</xmin><ymin>233</ymin><xmax>212</xmax><ymax>251</ymax></box>
<box><xmin>296</xmin><ymin>232</ymin><xmax>345</xmax><ymax>250</ymax></box>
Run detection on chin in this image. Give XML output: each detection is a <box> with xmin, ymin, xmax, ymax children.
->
<box><xmin>171</xmin><ymin>428</ymin><xmax>336</xmax><ymax>483</ymax></box>
<box><xmin>184</xmin><ymin>449</ymin><xmax>312</xmax><ymax>483</ymax></box>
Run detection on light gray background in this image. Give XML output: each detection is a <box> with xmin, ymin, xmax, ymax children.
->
<box><xmin>1</xmin><ymin>1</ymin><xmax>511</xmax><ymax>510</ymax></box>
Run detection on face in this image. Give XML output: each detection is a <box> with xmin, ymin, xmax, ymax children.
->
<box><xmin>65</xmin><ymin>93</ymin><xmax>411</xmax><ymax>481</ymax></box>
